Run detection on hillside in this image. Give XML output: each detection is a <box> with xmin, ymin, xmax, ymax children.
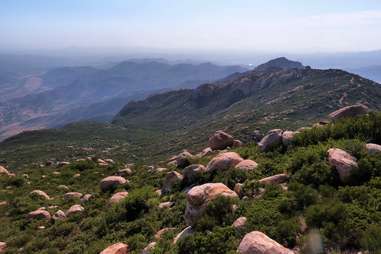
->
<box><xmin>0</xmin><ymin>61</ymin><xmax>245</xmax><ymax>141</ymax></box>
<box><xmin>1</xmin><ymin>112</ymin><xmax>381</xmax><ymax>253</ymax></box>
<box><xmin>1</xmin><ymin>58</ymin><xmax>381</xmax><ymax>169</ymax></box>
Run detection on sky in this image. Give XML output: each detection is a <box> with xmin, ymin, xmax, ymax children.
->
<box><xmin>1</xmin><ymin>0</ymin><xmax>381</xmax><ymax>54</ymax></box>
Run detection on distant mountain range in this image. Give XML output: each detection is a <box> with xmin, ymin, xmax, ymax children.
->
<box><xmin>2</xmin><ymin>57</ymin><xmax>381</xmax><ymax>168</ymax></box>
<box><xmin>0</xmin><ymin>60</ymin><xmax>246</xmax><ymax>140</ymax></box>
<box><xmin>350</xmin><ymin>65</ymin><xmax>381</xmax><ymax>83</ymax></box>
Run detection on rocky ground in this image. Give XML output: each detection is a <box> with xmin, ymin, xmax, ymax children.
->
<box><xmin>1</xmin><ymin>105</ymin><xmax>381</xmax><ymax>253</ymax></box>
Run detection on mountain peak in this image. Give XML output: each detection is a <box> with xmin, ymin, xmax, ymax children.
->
<box><xmin>254</xmin><ymin>57</ymin><xmax>304</xmax><ymax>72</ymax></box>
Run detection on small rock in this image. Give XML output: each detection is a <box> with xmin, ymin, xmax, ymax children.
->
<box><xmin>282</xmin><ymin>131</ymin><xmax>297</xmax><ymax>146</ymax></box>
<box><xmin>173</xmin><ymin>226</ymin><xmax>193</xmax><ymax>244</ymax></box>
<box><xmin>53</xmin><ymin>210</ymin><xmax>66</xmax><ymax>221</ymax></box>
<box><xmin>183</xmin><ymin>164</ymin><xmax>206</xmax><ymax>183</ymax></box>
<box><xmin>142</xmin><ymin>242</ymin><xmax>156</xmax><ymax>254</ymax></box>
<box><xmin>258</xmin><ymin>129</ymin><xmax>283</xmax><ymax>152</ymax></box>
<box><xmin>0</xmin><ymin>166</ymin><xmax>14</xmax><ymax>177</ymax></box>
<box><xmin>100</xmin><ymin>243</ymin><xmax>128</xmax><ymax>254</ymax></box>
<box><xmin>235</xmin><ymin>160</ymin><xmax>258</xmax><ymax>171</ymax></box>
<box><xmin>208</xmin><ymin>130</ymin><xmax>234</xmax><ymax>150</ymax></box>
<box><xmin>259</xmin><ymin>174</ymin><xmax>289</xmax><ymax>185</ymax></box>
<box><xmin>155</xmin><ymin>227</ymin><xmax>176</xmax><ymax>240</ymax></box>
<box><xmin>158</xmin><ymin>201</ymin><xmax>174</xmax><ymax>209</ymax></box>
<box><xmin>232</xmin><ymin>216</ymin><xmax>247</xmax><ymax>229</ymax></box>
<box><xmin>162</xmin><ymin>171</ymin><xmax>183</xmax><ymax>194</ymax></box>
<box><xmin>117</xmin><ymin>168</ymin><xmax>133</xmax><ymax>176</ymax></box>
<box><xmin>64</xmin><ymin>192</ymin><xmax>83</xmax><ymax>200</ymax></box>
<box><xmin>57</xmin><ymin>161</ymin><xmax>70</xmax><ymax>167</ymax></box>
<box><xmin>206</xmin><ymin>152</ymin><xmax>243</xmax><ymax>172</ymax></box>
<box><xmin>27</xmin><ymin>209</ymin><xmax>51</xmax><ymax>221</ymax></box>
<box><xmin>233</xmin><ymin>139</ymin><xmax>244</xmax><ymax>148</ymax></box>
<box><xmin>237</xmin><ymin>231</ymin><xmax>294</xmax><ymax>254</ymax></box>
<box><xmin>66</xmin><ymin>204</ymin><xmax>84</xmax><ymax>217</ymax></box>
<box><xmin>30</xmin><ymin>190</ymin><xmax>51</xmax><ymax>200</ymax></box>
<box><xmin>80</xmin><ymin>194</ymin><xmax>93</xmax><ymax>203</ymax></box>
<box><xmin>185</xmin><ymin>183</ymin><xmax>238</xmax><ymax>226</ymax></box>
<box><xmin>365</xmin><ymin>143</ymin><xmax>381</xmax><ymax>155</ymax></box>
<box><xmin>327</xmin><ymin>148</ymin><xmax>358</xmax><ymax>182</ymax></box>
<box><xmin>110</xmin><ymin>191</ymin><xmax>129</xmax><ymax>204</ymax></box>
<box><xmin>100</xmin><ymin>176</ymin><xmax>128</xmax><ymax>192</ymax></box>
<box><xmin>234</xmin><ymin>183</ymin><xmax>243</xmax><ymax>197</ymax></box>
<box><xmin>58</xmin><ymin>185</ymin><xmax>70</xmax><ymax>191</ymax></box>
<box><xmin>0</xmin><ymin>242</ymin><xmax>7</xmax><ymax>253</ymax></box>
<box><xmin>175</xmin><ymin>150</ymin><xmax>195</xmax><ymax>168</ymax></box>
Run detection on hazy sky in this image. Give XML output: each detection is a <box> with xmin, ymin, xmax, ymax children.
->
<box><xmin>1</xmin><ymin>0</ymin><xmax>381</xmax><ymax>53</ymax></box>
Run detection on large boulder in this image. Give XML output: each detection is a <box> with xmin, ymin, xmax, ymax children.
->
<box><xmin>162</xmin><ymin>171</ymin><xmax>183</xmax><ymax>194</ymax></box>
<box><xmin>235</xmin><ymin>160</ymin><xmax>258</xmax><ymax>171</ymax></box>
<box><xmin>327</xmin><ymin>148</ymin><xmax>358</xmax><ymax>182</ymax></box>
<box><xmin>329</xmin><ymin>104</ymin><xmax>369</xmax><ymax>120</ymax></box>
<box><xmin>258</xmin><ymin>129</ymin><xmax>283</xmax><ymax>152</ymax></box>
<box><xmin>183</xmin><ymin>164</ymin><xmax>206</xmax><ymax>183</ymax></box>
<box><xmin>366</xmin><ymin>143</ymin><xmax>381</xmax><ymax>155</ymax></box>
<box><xmin>65</xmin><ymin>204</ymin><xmax>84</xmax><ymax>217</ymax></box>
<box><xmin>0</xmin><ymin>242</ymin><xmax>6</xmax><ymax>253</ymax></box>
<box><xmin>237</xmin><ymin>231</ymin><xmax>294</xmax><ymax>254</ymax></box>
<box><xmin>110</xmin><ymin>191</ymin><xmax>129</xmax><ymax>204</ymax></box>
<box><xmin>185</xmin><ymin>183</ymin><xmax>238</xmax><ymax>226</ymax></box>
<box><xmin>259</xmin><ymin>174</ymin><xmax>289</xmax><ymax>185</ymax></box>
<box><xmin>100</xmin><ymin>243</ymin><xmax>128</xmax><ymax>254</ymax></box>
<box><xmin>206</xmin><ymin>152</ymin><xmax>243</xmax><ymax>172</ymax></box>
<box><xmin>208</xmin><ymin>130</ymin><xmax>234</xmax><ymax>150</ymax></box>
<box><xmin>100</xmin><ymin>176</ymin><xmax>127</xmax><ymax>192</ymax></box>
<box><xmin>27</xmin><ymin>208</ymin><xmax>51</xmax><ymax>221</ymax></box>
<box><xmin>30</xmin><ymin>190</ymin><xmax>51</xmax><ymax>200</ymax></box>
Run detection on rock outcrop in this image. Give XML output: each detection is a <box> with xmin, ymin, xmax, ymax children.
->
<box><xmin>184</xmin><ymin>183</ymin><xmax>238</xmax><ymax>226</ymax></box>
<box><xmin>208</xmin><ymin>130</ymin><xmax>234</xmax><ymax>150</ymax></box>
<box><xmin>258</xmin><ymin>129</ymin><xmax>283</xmax><ymax>152</ymax></box>
<box><xmin>142</xmin><ymin>242</ymin><xmax>156</xmax><ymax>254</ymax></box>
<box><xmin>329</xmin><ymin>104</ymin><xmax>369</xmax><ymax>120</ymax></box>
<box><xmin>100</xmin><ymin>176</ymin><xmax>127</xmax><ymax>192</ymax></box>
<box><xmin>327</xmin><ymin>148</ymin><xmax>358</xmax><ymax>182</ymax></box>
<box><xmin>100</xmin><ymin>243</ymin><xmax>128</xmax><ymax>254</ymax></box>
<box><xmin>237</xmin><ymin>231</ymin><xmax>294</xmax><ymax>254</ymax></box>
<box><xmin>206</xmin><ymin>152</ymin><xmax>243</xmax><ymax>172</ymax></box>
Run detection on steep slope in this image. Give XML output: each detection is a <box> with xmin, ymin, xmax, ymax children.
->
<box><xmin>0</xmin><ymin>61</ymin><xmax>246</xmax><ymax>140</ymax></box>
